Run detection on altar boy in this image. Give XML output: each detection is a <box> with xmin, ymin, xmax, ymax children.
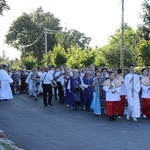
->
<box><xmin>103</xmin><ymin>71</ymin><xmax>121</xmax><ymax>121</ymax></box>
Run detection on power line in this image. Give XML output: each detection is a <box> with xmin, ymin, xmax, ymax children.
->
<box><xmin>19</xmin><ymin>30</ymin><xmax>45</xmax><ymax>48</ymax></box>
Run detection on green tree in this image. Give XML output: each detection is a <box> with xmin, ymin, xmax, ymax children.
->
<box><xmin>101</xmin><ymin>24</ymin><xmax>137</xmax><ymax>67</ymax></box>
<box><xmin>67</xmin><ymin>47</ymin><xmax>84</xmax><ymax>68</ymax></box>
<box><xmin>56</xmin><ymin>28</ymin><xmax>91</xmax><ymax>51</ymax></box>
<box><xmin>44</xmin><ymin>45</ymin><xmax>67</xmax><ymax>67</ymax></box>
<box><xmin>140</xmin><ymin>0</ymin><xmax>150</xmax><ymax>40</ymax></box>
<box><xmin>5</xmin><ymin>7</ymin><xmax>62</xmax><ymax>66</ymax></box>
<box><xmin>136</xmin><ymin>39</ymin><xmax>150</xmax><ymax>66</ymax></box>
<box><xmin>66</xmin><ymin>47</ymin><xmax>95</xmax><ymax>68</ymax></box>
<box><xmin>23</xmin><ymin>55</ymin><xmax>37</xmax><ymax>70</ymax></box>
<box><xmin>53</xmin><ymin>45</ymin><xmax>67</xmax><ymax>66</ymax></box>
<box><xmin>94</xmin><ymin>46</ymin><xmax>107</xmax><ymax>67</ymax></box>
<box><xmin>0</xmin><ymin>0</ymin><xmax>10</xmax><ymax>16</ymax></box>
<box><xmin>43</xmin><ymin>51</ymin><xmax>55</xmax><ymax>67</ymax></box>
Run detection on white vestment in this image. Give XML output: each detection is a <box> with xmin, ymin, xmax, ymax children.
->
<box><xmin>0</xmin><ymin>69</ymin><xmax>13</xmax><ymax>100</ymax></box>
<box><xmin>25</xmin><ymin>72</ymin><xmax>34</xmax><ymax>96</ymax></box>
<box><xmin>124</xmin><ymin>73</ymin><xmax>141</xmax><ymax>118</ymax></box>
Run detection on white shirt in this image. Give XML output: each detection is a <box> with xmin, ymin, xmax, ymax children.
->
<box><xmin>55</xmin><ymin>70</ymin><xmax>65</xmax><ymax>82</ymax></box>
<box><xmin>40</xmin><ymin>72</ymin><xmax>53</xmax><ymax>84</ymax></box>
<box><xmin>141</xmin><ymin>83</ymin><xmax>150</xmax><ymax>98</ymax></box>
<box><xmin>103</xmin><ymin>81</ymin><xmax>121</xmax><ymax>101</ymax></box>
<box><xmin>48</xmin><ymin>70</ymin><xmax>55</xmax><ymax>75</ymax></box>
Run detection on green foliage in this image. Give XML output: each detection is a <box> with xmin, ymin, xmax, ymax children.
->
<box><xmin>140</xmin><ymin>0</ymin><xmax>150</xmax><ymax>40</ymax></box>
<box><xmin>5</xmin><ymin>7</ymin><xmax>62</xmax><ymax>66</ymax></box>
<box><xmin>66</xmin><ymin>47</ymin><xmax>84</xmax><ymax>68</ymax></box>
<box><xmin>66</xmin><ymin>47</ymin><xmax>95</xmax><ymax>68</ymax></box>
<box><xmin>134</xmin><ymin>66</ymin><xmax>144</xmax><ymax>74</ymax></box>
<box><xmin>53</xmin><ymin>45</ymin><xmax>67</xmax><ymax>66</ymax></box>
<box><xmin>23</xmin><ymin>55</ymin><xmax>37</xmax><ymax>70</ymax></box>
<box><xmin>0</xmin><ymin>142</ymin><xmax>16</xmax><ymax>150</ymax></box>
<box><xmin>136</xmin><ymin>39</ymin><xmax>150</xmax><ymax>66</ymax></box>
<box><xmin>0</xmin><ymin>0</ymin><xmax>10</xmax><ymax>16</ymax></box>
<box><xmin>10</xmin><ymin>58</ymin><xmax>22</xmax><ymax>70</ymax></box>
<box><xmin>43</xmin><ymin>51</ymin><xmax>55</xmax><ymax>67</ymax></box>
<box><xmin>102</xmin><ymin>24</ymin><xmax>137</xmax><ymax>68</ymax></box>
<box><xmin>55</xmin><ymin>28</ymin><xmax>91</xmax><ymax>51</ymax></box>
<box><xmin>44</xmin><ymin>45</ymin><xmax>67</xmax><ymax>67</ymax></box>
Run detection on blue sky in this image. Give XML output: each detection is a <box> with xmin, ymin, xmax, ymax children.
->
<box><xmin>0</xmin><ymin>0</ymin><xmax>144</xmax><ymax>59</ymax></box>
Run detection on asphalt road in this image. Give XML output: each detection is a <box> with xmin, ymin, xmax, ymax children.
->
<box><xmin>0</xmin><ymin>94</ymin><xmax>150</xmax><ymax>150</ymax></box>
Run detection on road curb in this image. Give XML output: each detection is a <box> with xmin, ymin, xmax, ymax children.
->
<box><xmin>0</xmin><ymin>130</ymin><xmax>25</xmax><ymax>150</ymax></box>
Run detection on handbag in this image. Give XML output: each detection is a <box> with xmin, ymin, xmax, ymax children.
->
<box><xmin>52</xmin><ymin>80</ymin><xmax>58</xmax><ymax>88</ymax></box>
<box><xmin>42</xmin><ymin>73</ymin><xmax>47</xmax><ymax>87</ymax></box>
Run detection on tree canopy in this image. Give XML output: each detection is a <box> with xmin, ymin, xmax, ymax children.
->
<box><xmin>0</xmin><ymin>0</ymin><xmax>10</xmax><ymax>16</ymax></box>
<box><xmin>55</xmin><ymin>28</ymin><xmax>91</xmax><ymax>51</ymax></box>
<box><xmin>5</xmin><ymin>7</ymin><xmax>62</xmax><ymax>66</ymax></box>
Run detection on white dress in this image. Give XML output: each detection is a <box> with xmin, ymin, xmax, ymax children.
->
<box><xmin>0</xmin><ymin>69</ymin><xmax>13</xmax><ymax>100</ymax></box>
<box><xmin>124</xmin><ymin>73</ymin><xmax>141</xmax><ymax>118</ymax></box>
<box><xmin>25</xmin><ymin>72</ymin><xmax>34</xmax><ymax>96</ymax></box>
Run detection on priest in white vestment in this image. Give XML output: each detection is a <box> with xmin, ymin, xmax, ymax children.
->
<box><xmin>124</xmin><ymin>65</ymin><xmax>141</xmax><ymax>122</ymax></box>
<box><xmin>0</xmin><ymin>65</ymin><xmax>13</xmax><ymax>100</ymax></box>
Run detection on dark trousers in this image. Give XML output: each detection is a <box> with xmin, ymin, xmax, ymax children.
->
<box><xmin>54</xmin><ymin>86</ymin><xmax>58</xmax><ymax>99</ymax></box>
<box><xmin>57</xmin><ymin>82</ymin><xmax>64</xmax><ymax>103</ymax></box>
<box><xmin>43</xmin><ymin>84</ymin><xmax>52</xmax><ymax>106</ymax></box>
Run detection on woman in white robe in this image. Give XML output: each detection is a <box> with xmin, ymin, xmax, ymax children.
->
<box><xmin>0</xmin><ymin>66</ymin><xmax>13</xmax><ymax>100</ymax></box>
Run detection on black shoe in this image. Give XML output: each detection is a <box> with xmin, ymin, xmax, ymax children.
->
<box><xmin>112</xmin><ymin>116</ymin><xmax>116</xmax><ymax>121</ymax></box>
<box><xmin>108</xmin><ymin>116</ymin><xmax>113</xmax><ymax>121</ymax></box>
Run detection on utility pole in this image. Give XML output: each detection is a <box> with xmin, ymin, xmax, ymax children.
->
<box><xmin>120</xmin><ymin>0</ymin><xmax>124</xmax><ymax>69</ymax></box>
<box><xmin>44</xmin><ymin>28</ymin><xmax>48</xmax><ymax>54</ymax></box>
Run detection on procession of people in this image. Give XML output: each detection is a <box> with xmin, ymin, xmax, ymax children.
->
<box><xmin>1</xmin><ymin>63</ymin><xmax>150</xmax><ymax>122</ymax></box>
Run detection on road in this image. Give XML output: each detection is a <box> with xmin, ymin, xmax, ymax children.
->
<box><xmin>0</xmin><ymin>94</ymin><xmax>150</xmax><ymax>150</ymax></box>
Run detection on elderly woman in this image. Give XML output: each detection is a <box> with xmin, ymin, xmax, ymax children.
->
<box><xmin>65</xmin><ymin>69</ymin><xmax>82</xmax><ymax>110</ymax></box>
<box><xmin>81</xmin><ymin>70</ymin><xmax>94</xmax><ymax>111</ymax></box>
<box><xmin>11</xmin><ymin>69</ymin><xmax>20</xmax><ymax>94</ymax></box>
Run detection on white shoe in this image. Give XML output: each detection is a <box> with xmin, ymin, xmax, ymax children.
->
<box><xmin>66</xmin><ymin>104</ymin><xmax>70</xmax><ymax>108</ymax></box>
<box><xmin>143</xmin><ymin>115</ymin><xmax>147</xmax><ymax>118</ymax></box>
<box><xmin>133</xmin><ymin>118</ymin><xmax>137</xmax><ymax>122</ymax></box>
<box><xmin>118</xmin><ymin>116</ymin><xmax>122</xmax><ymax>119</ymax></box>
<box><xmin>126</xmin><ymin>115</ymin><xmax>130</xmax><ymax>120</ymax></box>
